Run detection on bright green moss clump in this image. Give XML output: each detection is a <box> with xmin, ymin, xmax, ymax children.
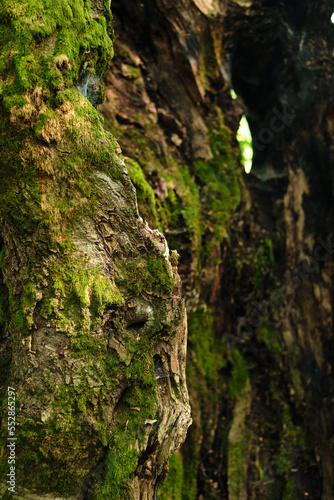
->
<box><xmin>126</xmin><ymin>158</ymin><xmax>161</xmax><ymax>229</ymax></box>
<box><xmin>116</xmin><ymin>255</ymin><xmax>175</xmax><ymax>298</ymax></box>
<box><xmin>41</xmin><ymin>253</ymin><xmax>124</xmax><ymax>330</ymax></box>
<box><xmin>0</xmin><ymin>0</ymin><xmax>113</xmax><ymax>98</ymax></box>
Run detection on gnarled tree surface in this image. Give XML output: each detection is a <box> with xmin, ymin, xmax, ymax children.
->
<box><xmin>0</xmin><ymin>1</ymin><xmax>190</xmax><ymax>498</ymax></box>
<box><xmin>1</xmin><ymin>0</ymin><xmax>334</xmax><ymax>499</ymax></box>
<box><xmin>100</xmin><ymin>0</ymin><xmax>334</xmax><ymax>499</ymax></box>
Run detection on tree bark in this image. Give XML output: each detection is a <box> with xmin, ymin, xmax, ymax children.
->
<box><xmin>0</xmin><ymin>1</ymin><xmax>190</xmax><ymax>498</ymax></box>
<box><xmin>2</xmin><ymin>0</ymin><xmax>334</xmax><ymax>499</ymax></box>
<box><xmin>100</xmin><ymin>1</ymin><xmax>334</xmax><ymax>499</ymax></box>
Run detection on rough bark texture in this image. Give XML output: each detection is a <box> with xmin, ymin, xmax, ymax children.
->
<box><xmin>0</xmin><ymin>1</ymin><xmax>190</xmax><ymax>499</ymax></box>
<box><xmin>99</xmin><ymin>1</ymin><xmax>334</xmax><ymax>499</ymax></box>
<box><xmin>1</xmin><ymin>0</ymin><xmax>334</xmax><ymax>499</ymax></box>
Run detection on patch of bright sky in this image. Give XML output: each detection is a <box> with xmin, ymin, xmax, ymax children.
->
<box><xmin>237</xmin><ymin>116</ymin><xmax>253</xmax><ymax>174</ymax></box>
<box><xmin>331</xmin><ymin>12</ymin><xmax>334</xmax><ymax>23</ymax></box>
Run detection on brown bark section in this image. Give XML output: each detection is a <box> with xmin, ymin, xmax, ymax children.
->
<box><xmin>102</xmin><ymin>1</ymin><xmax>334</xmax><ymax>498</ymax></box>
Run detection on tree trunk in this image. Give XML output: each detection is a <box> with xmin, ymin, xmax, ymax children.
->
<box><xmin>100</xmin><ymin>1</ymin><xmax>334</xmax><ymax>499</ymax></box>
<box><xmin>0</xmin><ymin>2</ymin><xmax>190</xmax><ymax>498</ymax></box>
<box><xmin>1</xmin><ymin>0</ymin><xmax>334</xmax><ymax>499</ymax></box>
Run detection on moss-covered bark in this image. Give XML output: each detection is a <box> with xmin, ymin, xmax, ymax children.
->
<box><xmin>100</xmin><ymin>1</ymin><xmax>334</xmax><ymax>499</ymax></box>
<box><xmin>0</xmin><ymin>1</ymin><xmax>191</xmax><ymax>498</ymax></box>
<box><xmin>2</xmin><ymin>0</ymin><xmax>334</xmax><ymax>498</ymax></box>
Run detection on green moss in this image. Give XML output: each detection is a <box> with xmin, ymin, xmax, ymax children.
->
<box><xmin>100</xmin><ymin>447</ymin><xmax>138</xmax><ymax>500</ymax></box>
<box><xmin>0</xmin><ymin>248</ymin><xmax>10</xmax><ymax>338</ymax></box>
<box><xmin>169</xmin><ymin>250</ymin><xmax>179</xmax><ymax>267</ymax></box>
<box><xmin>115</xmin><ymin>254</ymin><xmax>174</xmax><ymax>298</ymax></box>
<box><xmin>0</xmin><ymin>359</ymin><xmax>115</xmax><ymax>494</ymax></box>
<box><xmin>228</xmin><ymin>437</ymin><xmax>250</xmax><ymax>497</ymax></box>
<box><xmin>282</xmin><ymin>476</ymin><xmax>298</xmax><ymax>500</ymax></box>
<box><xmin>181</xmin><ymin>461</ymin><xmax>198</xmax><ymax>499</ymax></box>
<box><xmin>254</xmin><ymin>235</ymin><xmax>274</xmax><ymax>266</ymax></box>
<box><xmin>4</xmin><ymin>341</ymin><xmax>129</xmax><ymax>495</ymax></box>
<box><xmin>275</xmin><ymin>406</ymin><xmax>303</xmax><ymax>475</ymax></box>
<box><xmin>126</xmin><ymin>158</ymin><xmax>161</xmax><ymax>229</ymax></box>
<box><xmin>18</xmin><ymin>433</ymin><xmax>87</xmax><ymax>494</ymax></box>
<box><xmin>0</xmin><ymin>246</ymin><xmax>5</xmax><ymax>268</ymax></box>
<box><xmin>128</xmin><ymin>156</ymin><xmax>203</xmax><ymax>273</ymax></box>
<box><xmin>37</xmin><ymin>252</ymin><xmax>124</xmax><ymax>338</ymax></box>
<box><xmin>8</xmin><ymin>419</ymin><xmax>98</xmax><ymax>496</ymax></box>
<box><xmin>113</xmin><ymin>42</ymin><xmax>138</xmax><ymax>66</ymax></box>
<box><xmin>6</xmin><ymin>279</ymin><xmax>38</xmax><ymax>333</ymax></box>
<box><xmin>257</xmin><ymin>323</ymin><xmax>282</xmax><ymax>354</ymax></box>
<box><xmin>95</xmin><ymin>353</ymin><xmax>158</xmax><ymax>499</ymax></box>
<box><xmin>228</xmin><ymin>348</ymin><xmax>249</xmax><ymax>398</ymax></box>
<box><xmin>0</xmin><ymin>490</ymin><xmax>14</xmax><ymax>500</ymax></box>
<box><xmin>178</xmin><ymin>166</ymin><xmax>203</xmax><ymax>267</ymax></box>
<box><xmin>0</xmin><ymin>0</ymin><xmax>113</xmax><ymax>98</ymax></box>
<box><xmin>117</xmin><ymin>120</ymin><xmax>240</xmax><ymax>280</ymax></box>
<box><xmin>187</xmin><ymin>308</ymin><xmax>226</xmax><ymax>385</ymax></box>
<box><xmin>193</xmin><ymin>123</ymin><xmax>240</xmax><ymax>260</ymax></box>
<box><xmin>158</xmin><ymin>452</ymin><xmax>184</xmax><ymax>500</ymax></box>
<box><xmin>121</xmin><ymin>64</ymin><xmax>141</xmax><ymax>80</ymax></box>
<box><xmin>0</xmin><ymin>0</ymin><xmax>118</xmax><ymax>245</ymax></box>
<box><xmin>197</xmin><ymin>27</ymin><xmax>219</xmax><ymax>94</ymax></box>
<box><xmin>0</xmin><ymin>120</ymin><xmax>41</xmax><ymax>236</ymax></box>
<box><xmin>55</xmin><ymin>259</ymin><xmax>121</xmax><ymax>309</ymax></box>
<box><xmin>290</xmin><ymin>363</ymin><xmax>305</xmax><ymax>401</ymax></box>
<box><xmin>176</xmin><ymin>428</ymin><xmax>199</xmax><ymax>500</ymax></box>
<box><xmin>227</xmin><ymin>379</ymin><xmax>252</xmax><ymax>499</ymax></box>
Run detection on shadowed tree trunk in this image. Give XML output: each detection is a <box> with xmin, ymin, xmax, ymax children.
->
<box><xmin>99</xmin><ymin>1</ymin><xmax>334</xmax><ymax>499</ymax></box>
